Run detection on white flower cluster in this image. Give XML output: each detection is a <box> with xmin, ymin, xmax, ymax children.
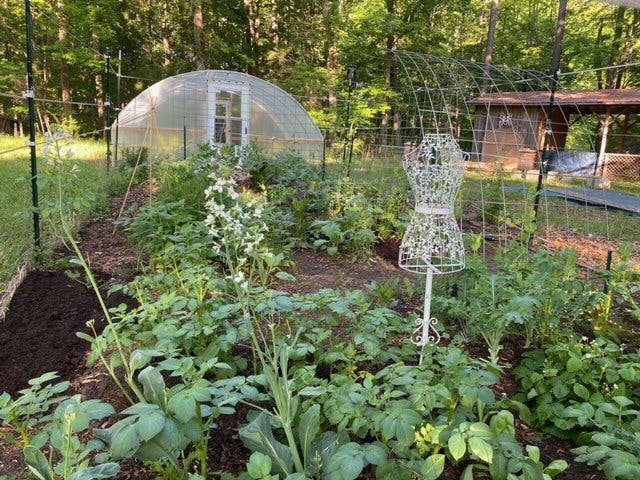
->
<box><xmin>204</xmin><ymin>168</ymin><xmax>268</xmax><ymax>289</ymax></box>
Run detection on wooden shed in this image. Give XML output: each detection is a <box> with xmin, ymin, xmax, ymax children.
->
<box><xmin>468</xmin><ymin>88</ymin><xmax>640</xmax><ymax>176</ymax></box>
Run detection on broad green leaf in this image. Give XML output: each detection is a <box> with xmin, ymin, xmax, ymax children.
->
<box><xmin>326</xmin><ymin>443</ymin><xmax>365</xmax><ymax>480</ymax></box>
<box><xmin>298</xmin><ymin>386</ymin><xmax>325</xmax><ymax>396</ymax></box>
<box><xmin>420</xmin><ymin>454</ymin><xmax>445</xmax><ymax>480</ymax></box>
<box><xmin>364</xmin><ymin>442</ymin><xmax>387</xmax><ymax>465</ymax></box>
<box><xmin>490</xmin><ymin>451</ymin><xmax>509</xmax><ymax>480</ymax></box>
<box><xmin>612</xmin><ymin>396</ymin><xmax>634</xmax><ymax>407</ymax></box>
<box><xmin>603</xmin><ymin>457</ymin><xmax>640</xmax><ymax>480</ymax></box>
<box><xmin>490</xmin><ymin>410</ymin><xmax>515</xmax><ymax>436</ymax></box>
<box><xmin>298</xmin><ymin>404</ymin><xmax>320</xmax><ymax>462</ymax></box>
<box><xmin>138</xmin><ymin>366</ymin><xmax>166</xmax><ymax>406</ymax></box>
<box><xmin>525</xmin><ymin>445</ymin><xmax>540</xmax><ymax>463</ymax></box>
<box><xmin>572</xmin><ymin>384</ymin><xmax>590</xmax><ymax>401</ymax></box>
<box><xmin>69</xmin><ymin>463</ymin><xmax>121</xmax><ymax>480</ymax></box>
<box><xmin>154</xmin><ymin>417</ymin><xmax>190</xmax><ymax>452</ymax></box>
<box><xmin>521</xmin><ymin>459</ymin><xmax>545</xmax><ymax>480</ymax></box>
<box><xmin>461</xmin><ymin>464</ymin><xmax>475</xmax><ymax>480</ymax></box>
<box><xmin>274</xmin><ymin>271</ymin><xmax>297</xmax><ymax>283</ymax></box>
<box><xmin>544</xmin><ymin>459</ymin><xmax>568</xmax><ymax>477</ymax></box>
<box><xmin>239</xmin><ymin>412</ymin><xmax>294</xmax><ymax>477</ymax></box>
<box><xmin>23</xmin><ymin>446</ymin><xmax>53</xmax><ymax>480</ymax></box>
<box><xmin>27</xmin><ymin>372</ymin><xmax>60</xmax><ymax>386</ymax></box>
<box><xmin>619</xmin><ymin>367</ymin><xmax>636</xmax><ymax>381</ymax></box>
<box><xmin>135</xmin><ymin>409</ymin><xmax>166</xmax><ymax>441</ymax></box>
<box><xmin>591</xmin><ymin>432</ymin><xmax>617</xmax><ymax>447</ymax></box>
<box><xmin>168</xmin><ymin>392</ymin><xmax>197</xmax><ymax>423</ymax></box>
<box><xmin>80</xmin><ymin>399</ymin><xmax>115</xmax><ymax>421</ymax></box>
<box><xmin>469</xmin><ymin>437</ymin><xmax>493</xmax><ymax>464</ymax></box>
<box><xmin>469</xmin><ymin>422</ymin><xmax>493</xmax><ymax>438</ymax></box>
<box><xmin>110</xmin><ymin>423</ymin><xmax>140</xmax><ymax>459</ymax></box>
<box><xmin>129</xmin><ymin>349</ymin><xmax>157</xmax><ymax>371</ymax></box>
<box><xmin>551</xmin><ymin>382</ymin><xmax>570</xmax><ymax>399</ymax></box>
<box><xmin>396</xmin><ymin>421</ymin><xmax>418</xmax><ymax>447</ymax></box>
<box><xmin>448</xmin><ymin>433</ymin><xmax>466</xmax><ymax>461</ymax></box>
<box><xmin>247</xmin><ymin>452</ymin><xmax>273</xmax><ymax>479</ymax></box>
<box><xmin>566</xmin><ymin>356</ymin><xmax>583</xmax><ymax>373</ymax></box>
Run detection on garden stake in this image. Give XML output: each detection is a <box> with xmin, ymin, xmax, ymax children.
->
<box><xmin>399</xmin><ymin>134</ymin><xmax>466</xmax><ymax>365</ymax></box>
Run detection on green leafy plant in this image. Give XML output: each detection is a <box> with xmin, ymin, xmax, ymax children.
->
<box><xmin>239</xmin><ymin>328</ymin><xmax>387</xmax><ymax>479</ymax></box>
<box><xmin>414</xmin><ymin>411</ymin><xmax>568</xmax><ymax>480</ymax></box>
<box><xmin>0</xmin><ymin>372</ymin><xmax>70</xmax><ymax>447</ymax></box>
<box><xmin>366</xmin><ymin>277</ymin><xmax>400</xmax><ymax>308</ymax></box>
<box><xmin>94</xmin><ymin>365</ymin><xmax>243</xmax><ymax>479</ymax></box>
<box><xmin>0</xmin><ymin>372</ymin><xmax>118</xmax><ymax>480</ymax></box>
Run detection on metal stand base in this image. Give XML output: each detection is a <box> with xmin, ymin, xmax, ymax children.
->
<box><xmin>410</xmin><ymin>270</ymin><xmax>442</xmax><ymax>365</ymax></box>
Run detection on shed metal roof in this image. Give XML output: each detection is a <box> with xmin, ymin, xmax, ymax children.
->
<box><xmin>469</xmin><ymin>88</ymin><xmax>640</xmax><ymax>114</ymax></box>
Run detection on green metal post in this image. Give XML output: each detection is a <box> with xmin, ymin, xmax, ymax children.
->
<box><xmin>25</xmin><ymin>0</ymin><xmax>40</xmax><ymax>252</ymax></box>
<box><xmin>105</xmin><ymin>50</ymin><xmax>112</xmax><ymax>170</ymax></box>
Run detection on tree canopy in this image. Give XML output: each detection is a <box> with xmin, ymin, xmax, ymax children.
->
<box><xmin>0</xmin><ymin>0</ymin><xmax>638</xmax><ymax>138</ymax></box>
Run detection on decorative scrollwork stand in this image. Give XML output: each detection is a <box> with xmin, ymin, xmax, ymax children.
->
<box><xmin>399</xmin><ymin>134</ymin><xmax>466</xmax><ymax>364</ymax></box>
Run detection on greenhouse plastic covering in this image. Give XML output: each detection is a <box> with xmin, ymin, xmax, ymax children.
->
<box><xmin>114</xmin><ymin>70</ymin><xmax>324</xmax><ymax>161</ymax></box>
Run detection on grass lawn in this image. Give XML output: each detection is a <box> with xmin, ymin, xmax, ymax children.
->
<box><xmin>0</xmin><ymin>134</ymin><xmax>116</xmax><ymax>292</ymax></box>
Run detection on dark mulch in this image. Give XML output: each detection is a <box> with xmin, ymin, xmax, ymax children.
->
<box><xmin>0</xmin><ymin>270</ymin><xmax>132</xmax><ymax>397</ymax></box>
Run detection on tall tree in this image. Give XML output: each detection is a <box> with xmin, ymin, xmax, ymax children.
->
<box><xmin>550</xmin><ymin>0</ymin><xmax>568</xmax><ymax>75</ymax></box>
<box><xmin>57</xmin><ymin>0</ymin><xmax>72</xmax><ymax>117</ymax></box>
<box><xmin>193</xmin><ymin>0</ymin><xmax>206</xmax><ymax>70</ymax></box>
<box><xmin>482</xmin><ymin>0</ymin><xmax>500</xmax><ymax>92</ymax></box>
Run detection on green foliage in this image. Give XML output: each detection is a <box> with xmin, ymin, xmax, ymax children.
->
<box><xmin>0</xmin><ymin>372</ymin><xmax>118</xmax><ymax>480</ymax></box>
<box><xmin>95</xmin><ymin>365</ymin><xmax>243</xmax><ymax>478</ymax></box>
<box><xmin>8</xmin><ymin>138</ymin><xmax>632</xmax><ymax>480</ymax></box>
<box><xmin>240</xmin><ymin>330</ymin><xmax>387</xmax><ymax>480</ymax></box>
<box><xmin>514</xmin><ymin>335</ymin><xmax>640</xmax><ymax>476</ymax></box>
<box><xmin>0</xmin><ymin>372</ymin><xmax>71</xmax><ymax>447</ymax></box>
<box><xmin>434</xmin><ymin>243</ymin><xmax>599</xmax><ymax>359</ymax></box>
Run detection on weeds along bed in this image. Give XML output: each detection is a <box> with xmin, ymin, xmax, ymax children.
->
<box><xmin>0</xmin><ymin>132</ymin><xmax>124</xmax><ymax>296</ymax></box>
<box><xmin>1</xmin><ymin>143</ymin><xmax>640</xmax><ymax>480</ymax></box>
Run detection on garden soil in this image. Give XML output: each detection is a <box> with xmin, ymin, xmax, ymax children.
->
<box><xmin>0</xmin><ymin>187</ymin><xmax>606</xmax><ymax>480</ymax></box>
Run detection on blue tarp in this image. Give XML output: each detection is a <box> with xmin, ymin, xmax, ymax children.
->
<box><xmin>547</xmin><ymin>151</ymin><xmax>598</xmax><ymax>176</ymax></box>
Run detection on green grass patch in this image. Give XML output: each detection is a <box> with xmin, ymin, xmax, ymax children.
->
<box><xmin>0</xmin><ymin>134</ymin><xmax>122</xmax><ymax>293</ymax></box>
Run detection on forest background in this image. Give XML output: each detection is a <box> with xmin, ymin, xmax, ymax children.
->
<box><xmin>1</xmin><ymin>0</ymin><xmax>639</xmax><ymax>145</ymax></box>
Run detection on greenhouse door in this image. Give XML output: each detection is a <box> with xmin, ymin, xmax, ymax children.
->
<box><xmin>214</xmin><ymin>101</ymin><xmax>232</xmax><ymax>144</ymax></box>
<box><xmin>207</xmin><ymin>84</ymin><xmax>250</xmax><ymax>147</ymax></box>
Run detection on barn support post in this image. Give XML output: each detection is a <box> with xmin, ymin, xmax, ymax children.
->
<box><xmin>25</xmin><ymin>0</ymin><xmax>40</xmax><ymax>254</ymax></box>
<box><xmin>593</xmin><ymin>110</ymin><xmax>611</xmax><ymax>178</ymax></box>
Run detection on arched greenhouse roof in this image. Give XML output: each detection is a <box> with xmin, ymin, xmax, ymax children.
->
<box><xmin>114</xmin><ymin>70</ymin><xmax>324</xmax><ymax>161</ymax></box>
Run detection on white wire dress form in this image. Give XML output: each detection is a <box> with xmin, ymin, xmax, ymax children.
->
<box><xmin>399</xmin><ymin>133</ymin><xmax>466</xmax><ymax>364</ymax></box>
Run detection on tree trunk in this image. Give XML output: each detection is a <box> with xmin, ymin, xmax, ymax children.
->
<box><xmin>243</xmin><ymin>0</ymin><xmax>261</xmax><ymax>74</ymax></box>
<box><xmin>57</xmin><ymin>0</ymin><xmax>72</xmax><ymax>116</ymax></box>
<box><xmin>616</xmin><ymin>8</ymin><xmax>639</xmax><ymax>88</ymax></box>
<box><xmin>482</xmin><ymin>0</ymin><xmax>499</xmax><ymax>93</ymax></box>
<box><xmin>550</xmin><ymin>0</ymin><xmax>567</xmax><ymax>76</ymax></box>
<box><xmin>323</xmin><ymin>0</ymin><xmax>338</xmax><ymax>109</ymax></box>
<box><xmin>382</xmin><ymin>0</ymin><xmax>400</xmax><ymax>148</ymax></box>
<box><xmin>595</xmin><ymin>22</ymin><xmax>604</xmax><ymax>89</ymax></box>
<box><xmin>94</xmin><ymin>33</ymin><xmax>104</xmax><ymax>124</ymax></box>
<box><xmin>606</xmin><ymin>6</ymin><xmax>626</xmax><ymax>89</ymax></box>
<box><xmin>193</xmin><ymin>0</ymin><xmax>207</xmax><ymax>70</ymax></box>
<box><xmin>162</xmin><ymin>0</ymin><xmax>172</xmax><ymax>68</ymax></box>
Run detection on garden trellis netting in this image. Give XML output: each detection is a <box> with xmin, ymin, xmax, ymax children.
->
<box><xmin>114</xmin><ymin>70</ymin><xmax>325</xmax><ymax>163</ymax></box>
<box><xmin>334</xmin><ymin>51</ymin><xmax>640</xmax><ymax>270</ymax></box>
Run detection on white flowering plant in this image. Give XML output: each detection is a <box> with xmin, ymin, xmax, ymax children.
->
<box><xmin>204</xmin><ymin>146</ymin><xmax>283</xmax><ymax>294</ymax></box>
